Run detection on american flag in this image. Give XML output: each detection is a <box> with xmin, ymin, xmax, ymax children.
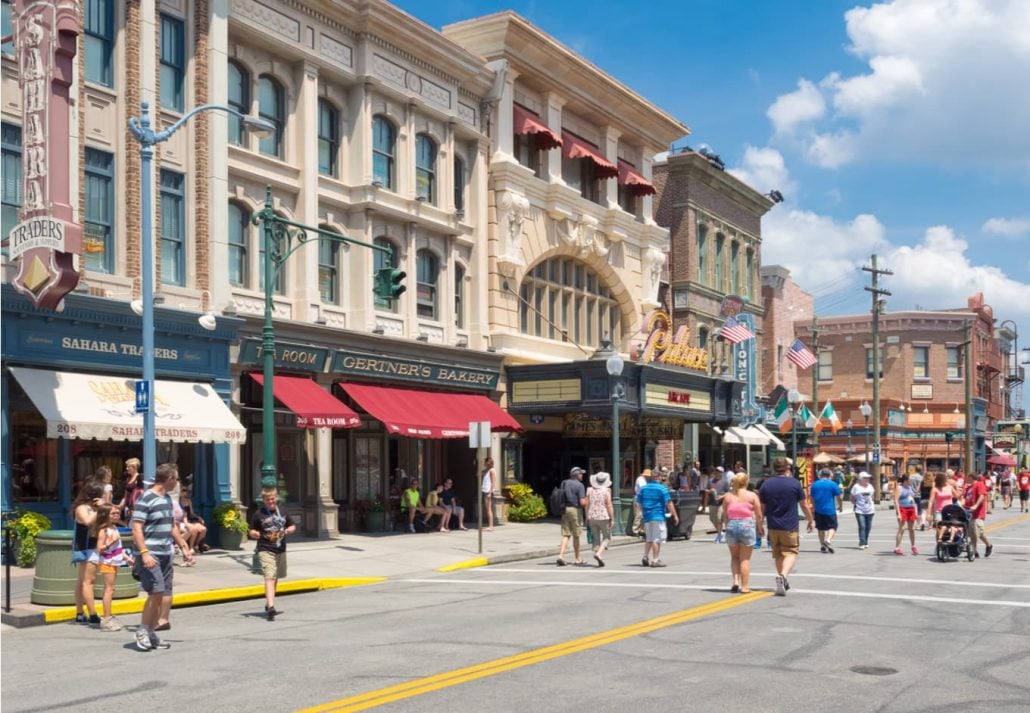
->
<box><xmin>720</xmin><ymin>317</ymin><xmax>754</xmax><ymax>344</ymax></box>
<box><xmin>786</xmin><ymin>339</ymin><xmax>817</xmax><ymax>370</ymax></box>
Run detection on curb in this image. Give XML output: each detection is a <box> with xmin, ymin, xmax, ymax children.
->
<box><xmin>1</xmin><ymin>576</ymin><xmax>385</xmax><ymax>629</ymax></box>
<box><xmin>435</xmin><ymin>535</ymin><xmax>642</xmax><ymax>572</ymax></box>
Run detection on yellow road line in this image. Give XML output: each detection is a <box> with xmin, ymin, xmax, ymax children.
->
<box><xmin>297</xmin><ymin>591</ymin><xmax>771</xmax><ymax>713</ymax></box>
<box><xmin>437</xmin><ymin>558</ymin><xmax>489</xmax><ymax>572</ymax></box>
<box><xmin>985</xmin><ymin>513</ymin><xmax>1030</xmax><ymax>533</ymax></box>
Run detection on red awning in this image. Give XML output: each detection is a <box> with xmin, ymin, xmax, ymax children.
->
<box><xmin>249</xmin><ymin>373</ymin><xmax>360</xmax><ymax>429</ymax></box>
<box><xmin>618</xmin><ymin>160</ymin><xmax>656</xmax><ymax>196</ymax></box>
<box><xmin>561</xmin><ymin>131</ymin><xmax>618</xmax><ymax>179</ymax></box>
<box><xmin>339</xmin><ymin>383</ymin><xmax>522</xmax><ymax>439</ymax></box>
<box><xmin>513</xmin><ymin>104</ymin><xmax>562</xmax><ymax>151</ymax></box>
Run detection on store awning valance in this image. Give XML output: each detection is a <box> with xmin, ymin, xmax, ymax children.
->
<box><xmin>9</xmin><ymin>367</ymin><xmax>246</xmax><ymax>443</ymax></box>
<box><xmin>339</xmin><ymin>383</ymin><xmax>522</xmax><ymax>439</ymax></box>
<box><xmin>561</xmin><ymin>131</ymin><xmax>618</xmax><ymax>179</ymax></box>
<box><xmin>617</xmin><ymin>160</ymin><xmax>656</xmax><ymax>196</ymax></box>
<box><xmin>249</xmin><ymin>373</ymin><xmax>360</xmax><ymax>429</ymax></box>
<box><xmin>514</xmin><ymin>104</ymin><xmax>562</xmax><ymax>150</ymax></box>
<box><xmin>752</xmin><ymin>424</ymin><xmax>786</xmax><ymax>450</ymax></box>
<box><xmin>722</xmin><ymin>426</ymin><xmax>772</xmax><ymax>447</ymax></box>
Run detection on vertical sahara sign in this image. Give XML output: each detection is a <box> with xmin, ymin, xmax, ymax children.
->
<box><xmin>8</xmin><ymin>1</ymin><xmax>81</xmax><ymax>310</ymax></box>
<box><xmin>720</xmin><ymin>295</ymin><xmax>761</xmax><ymax>426</ymax></box>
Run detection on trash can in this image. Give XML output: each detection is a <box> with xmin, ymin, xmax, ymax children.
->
<box><xmin>31</xmin><ymin>529</ymin><xmax>138</xmax><ymax>605</ymax></box>
<box><xmin>668</xmin><ymin>491</ymin><xmax>701</xmax><ymax>540</ymax></box>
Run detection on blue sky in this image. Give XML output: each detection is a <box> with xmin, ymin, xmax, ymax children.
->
<box><xmin>397</xmin><ymin>0</ymin><xmax>1030</xmax><ymax>406</ymax></box>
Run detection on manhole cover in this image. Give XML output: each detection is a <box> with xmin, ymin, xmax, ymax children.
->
<box><xmin>850</xmin><ymin>666</ymin><xmax>898</xmax><ymax>676</ymax></box>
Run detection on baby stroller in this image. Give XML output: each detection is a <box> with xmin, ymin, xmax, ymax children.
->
<box><xmin>935</xmin><ymin>503</ymin><xmax>974</xmax><ymax>562</ymax></box>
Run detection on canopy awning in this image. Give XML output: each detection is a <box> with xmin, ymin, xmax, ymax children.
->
<box><xmin>561</xmin><ymin>131</ymin><xmax>618</xmax><ymax>179</ymax></box>
<box><xmin>10</xmin><ymin>367</ymin><xmax>246</xmax><ymax>443</ymax></box>
<box><xmin>513</xmin><ymin>104</ymin><xmax>562</xmax><ymax>150</ymax></box>
<box><xmin>618</xmin><ymin>160</ymin><xmax>656</xmax><ymax>196</ymax></box>
<box><xmin>249</xmin><ymin>373</ymin><xmax>360</xmax><ymax>429</ymax></box>
<box><xmin>723</xmin><ymin>425</ymin><xmax>774</xmax><ymax>447</ymax></box>
<box><xmin>752</xmin><ymin>423</ymin><xmax>787</xmax><ymax>450</ymax></box>
<box><xmin>339</xmin><ymin>382</ymin><xmax>522</xmax><ymax>439</ymax></box>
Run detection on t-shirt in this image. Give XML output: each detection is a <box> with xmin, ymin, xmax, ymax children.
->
<box><xmin>636</xmin><ymin>482</ymin><xmax>670</xmax><ymax>523</ymax></box>
<box><xmin>250</xmin><ymin>506</ymin><xmax>295</xmax><ymax>553</ymax></box>
<box><xmin>759</xmin><ymin>476</ymin><xmax>806</xmax><ymax>531</ymax></box>
<box><xmin>426</xmin><ymin>491</ymin><xmax>441</xmax><ymax>508</ymax></box>
<box><xmin>1019</xmin><ymin>473</ymin><xmax>1030</xmax><ymax>492</ymax></box>
<box><xmin>561</xmin><ymin>478</ymin><xmax>585</xmax><ymax>509</ymax></box>
<box><xmin>634</xmin><ymin>475</ymin><xmax>648</xmax><ymax>495</ymax></box>
<box><xmin>400</xmin><ymin>488</ymin><xmax>421</xmax><ymax>511</ymax></box>
<box><xmin>850</xmin><ymin>483</ymin><xmax>875</xmax><ymax>515</ymax></box>
<box><xmin>131</xmin><ymin>490</ymin><xmax>175</xmax><ymax>556</ymax></box>
<box><xmin>909</xmin><ymin>472</ymin><xmax>924</xmax><ymax>495</ymax></box>
<box><xmin>964</xmin><ymin>481</ymin><xmax>989</xmax><ymax>520</ymax></box>
<box><xmin>440</xmin><ymin>488</ymin><xmax>458</xmax><ymax>506</ymax></box>
<box><xmin>810</xmin><ymin>479</ymin><xmax>841</xmax><ymax>515</ymax></box>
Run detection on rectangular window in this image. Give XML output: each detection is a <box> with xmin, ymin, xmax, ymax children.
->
<box><xmin>159</xmin><ymin>170</ymin><xmax>185</xmax><ymax>286</ymax></box>
<box><xmin>2</xmin><ymin>0</ymin><xmax>14</xmax><ymax>56</ymax></box>
<box><xmin>865</xmin><ymin>347</ymin><xmax>883</xmax><ymax>379</ymax></box>
<box><xmin>317</xmin><ymin>101</ymin><xmax>338</xmax><ymax>177</ymax></box>
<box><xmin>913</xmin><ymin>346</ymin><xmax>929</xmax><ymax>379</ymax></box>
<box><xmin>84</xmin><ymin>0</ymin><xmax>114</xmax><ymax>86</ymax></box>
<box><xmin>318</xmin><ymin>240</ymin><xmax>338</xmax><ymax>304</ymax></box>
<box><xmin>730</xmin><ymin>241</ymin><xmax>740</xmax><ymax>294</ymax></box>
<box><xmin>159</xmin><ymin>15</ymin><xmax>185</xmax><ymax>112</ymax></box>
<box><xmin>2</xmin><ymin>123</ymin><xmax>21</xmax><ymax>241</ymax></box>
<box><xmin>455</xmin><ymin>267</ymin><xmax>466</xmax><ymax>329</ymax></box>
<box><xmin>513</xmin><ymin>133</ymin><xmax>540</xmax><ymax>176</ymax></box>
<box><xmin>817</xmin><ymin>350</ymin><xmax>833</xmax><ymax>381</ymax></box>
<box><xmin>697</xmin><ymin>226</ymin><xmax>706</xmax><ymax>284</ymax></box>
<box><xmin>453</xmin><ymin>157</ymin><xmax>466</xmax><ymax>213</ymax></box>
<box><xmin>715</xmin><ymin>236</ymin><xmax>724</xmax><ymax>291</ymax></box>
<box><xmin>745</xmin><ymin>249</ymin><xmax>754</xmax><ymax>298</ymax></box>
<box><xmin>947</xmin><ymin>347</ymin><xmax>962</xmax><ymax>379</ymax></box>
<box><xmin>84</xmin><ymin>148</ymin><xmax>114</xmax><ymax>273</ymax></box>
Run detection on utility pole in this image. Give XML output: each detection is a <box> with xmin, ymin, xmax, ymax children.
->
<box><xmin>965</xmin><ymin>321</ymin><xmax>974</xmax><ymax>475</ymax></box>
<box><xmin>863</xmin><ymin>254</ymin><xmax>892</xmax><ymax>501</ymax></box>
<box><xmin>811</xmin><ymin>315</ymin><xmax>820</xmax><ymax>451</ymax></box>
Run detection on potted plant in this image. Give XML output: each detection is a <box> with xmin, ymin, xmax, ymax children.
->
<box><xmin>503</xmin><ymin>483</ymin><xmax>547</xmax><ymax>522</ymax></box>
<box><xmin>359</xmin><ymin>498</ymin><xmax>387</xmax><ymax>532</ymax></box>
<box><xmin>212</xmin><ymin>502</ymin><xmax>248</xmax><ymax>550</ymax></box>
<box><xmin>9</xmin><ymin>510</ymin><xmax>51</xmax><ymax>567</ymax></box>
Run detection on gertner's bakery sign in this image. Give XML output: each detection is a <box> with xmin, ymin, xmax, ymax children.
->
<box><xmin>8</xmin><ymin>1</ymin><xmax>81</xmax><ymax>310</ymax></box>
<box><xmin>638</xmin><ymin>309</ymin><xmax>708</xmax><ymax>372</ymax></box>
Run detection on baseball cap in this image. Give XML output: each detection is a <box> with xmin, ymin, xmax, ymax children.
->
<box><xmin>858</xmin><ymin>471</ymin><xmax>871</xmax><ymax>480</ymax></box>
<box><xmin>570</xmin><ymin>466</ymin><xmax>584</xmax><ymax>476</ymax></box>
<box><xmin>716</xmin><ymin>466</ymin><xmax>724</xmax><ymax>472</ymax></box>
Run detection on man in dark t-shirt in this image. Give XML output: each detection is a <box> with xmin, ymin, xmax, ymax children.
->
<box><xmin>248</xmin><ymin>488</ymin><xmax>296</xmax><ymax>620</ymax></box>
<box><xmin>759</xmin><ymin>457</ymin><xmax>814</xmax><ymax>596</ymax></box>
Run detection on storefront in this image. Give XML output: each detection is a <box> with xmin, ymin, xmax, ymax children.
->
<box><xmin>232</xmin><ymin>326</ymin><xmax>518</xmax><ymax>534</ymax></box>
<box><xmin>1</xmin><ymin>286</ymin><xmax>244</xmax><ymax>527</ymax></box>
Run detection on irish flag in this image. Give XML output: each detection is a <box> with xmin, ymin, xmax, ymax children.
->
<box><xmin>774</xmin><ymin>396</ymin><xmax>792</xmax><ymax>433</ymax></box>
<box><xmin>799</xmin><ymin>403</ymin><xmax>819</xmax><ymax>430</ymax></box>
<box><xmin>814</xmin><ymin>401</ymin><xmax>842</xmax><ymax>434</ymax></box>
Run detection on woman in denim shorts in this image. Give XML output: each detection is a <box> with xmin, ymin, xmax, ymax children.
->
<box><xmin>721</xmin><ymin>472</ymin><xmax>764</xmax><ymax>593</ymax></box>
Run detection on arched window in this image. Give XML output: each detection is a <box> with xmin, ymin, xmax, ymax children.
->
<box><xmin>454</xmin><ymin>264</ymin><xmax>466</xmax><ymax>329</ymax></box>
<box><xmin>518</xmin><ymin>257</ymin><xmax>620</xmax><ymax>349</ymax></box>
<box><xmin>696</xmin><ymin>224</ymin><xmax>707</xmax><ymax>285</ymax></box>
<box><xmin>318</xmin><ymin>227</ymin><xmax>340</xmax><ymax>304</ymax></box>
<box><xmin>257</xmin><ymin>75</ymin><xmax>284</xmax><ymax>158</ymax></box>
<box><xmin>746</xmin><ymin>248</ymin><xmax>754</xmax><ymax>298</ymax></box>
<box><xmin>227</xmin><ymin>201</ymin><xmax>249</xmax><ymax>287</ymax></box>
<box><xmin>416</xmin><ymin>249</ymin><xmax>439</xmax><ymax>320</ymax></box>
<box><xmin>373</xmin><ymin>237</ymin><xmax>398</xmax><ymax>311</ymax></box>
<box><xmin>227</xmin><ymin>61</ymin><xmax>249</xmax><ymax>146</ymax></box>
<box><xmin>415</xmin><ymin>133</ymin><xmax>436</xmax><ymax>203</ymax></box>
<box><xmin>730</xmin><ymin>241</ymin><xmax>740</xmax><ymax>294</ymax></box>
<box><xmin>698</xmin><ymin>326</ymin><xmax>709</xmax><ymax>349</ymax></box>
<box><xmin>453</xmin><ymin>155</ymin><xmax>466</xmax><ymax>214</ymax></box>
<box><xmin>715</xmin><ymin>233</ymin><xmax>725</xmax><ymax>291</ymax></box>
<box><xmin>317</xmin><ymin>99</ymin><xmax>339</xmax><ymax>177</ymax></box>
<box><xmin>372</xmin><ymin>115</ymin><xmax>395</xmax><ymax>189</ymax></box>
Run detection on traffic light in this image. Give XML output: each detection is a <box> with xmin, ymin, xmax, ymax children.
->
<box><xmin>374</xmin><ymin>267</ymin><xmax>406</xmax><ymax>301</ymax></box>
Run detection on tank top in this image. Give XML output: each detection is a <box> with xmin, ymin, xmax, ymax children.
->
<box><xmin>725</xmin><ymin>497</ymin><xmax>755</xmax><ymax>520</ymax></box>
<box><xmin>73</xmin><ymin>517</ymin><xmax>97</xmax><ymax>551</ymax></box>
<box><xmin>481</xmin><ymin>469</ymin><xmax>493</xmax><ymax>494</ymax></box>
<box><xmin>932</xmin><ymin>488</ymin><xmax>953</xmax><ymax>512</ymax></box>
<box><xmin>586</xmin><ymin>487</ymin><xmax>610</xmax><ymax>521</ymax></box>
<box><xmin>898</xmin><ymin>485</ymin><xmax>915</xmax><ymax>508</ymax></box>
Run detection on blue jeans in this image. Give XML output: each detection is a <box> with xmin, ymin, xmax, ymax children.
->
<box><xmin>855</xmin><ymin>512</ymin><xmax>874</xmax><ymax>546</ymax></box>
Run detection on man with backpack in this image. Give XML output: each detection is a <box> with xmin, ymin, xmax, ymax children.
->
<box><xmin>555</xmin><ymin>467</ymin><xmax>586</xmax><ymax>566</ymax></box>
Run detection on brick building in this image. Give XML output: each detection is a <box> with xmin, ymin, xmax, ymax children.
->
<box><xmin>760</xmin><ymin>265</ymin><xmax>814</xmax><ymax>396</ymax></box>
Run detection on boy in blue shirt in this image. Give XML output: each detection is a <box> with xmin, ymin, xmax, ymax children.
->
<box><xmin>635</xmin><ymin>469</ymin><xmax>679</xmax><ymax>567</ymax></box>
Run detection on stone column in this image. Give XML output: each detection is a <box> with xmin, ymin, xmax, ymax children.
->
<box><xmin>294</xmin><ymin>60</ymin><xmax>322</xmax><ymax>319</ymax></box>
<box><xmin>602</xmin><ymin>125</ymin><xmax>621</xmax><ymax>208</ymax></box>
<box><xmin>542</xmin><ymin>91</ymin><xmax>565</xmax><ymax>184</ymax></box>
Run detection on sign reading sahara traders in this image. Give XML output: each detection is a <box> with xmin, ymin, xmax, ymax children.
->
<box><xmin>332</xmin><ymin>349</ymin><xmax>499</xmax><ymax>391</ymax></box>
<box><xmin>238</xmin><ymin>339</ymin><xmax>329</xmax><ymax>372</ymax></box>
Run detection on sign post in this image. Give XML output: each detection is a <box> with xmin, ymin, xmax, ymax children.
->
<box><xmin>469</xmin><ymin>421</ymin><xmax>491</xmax><ymax>554</ymax></box>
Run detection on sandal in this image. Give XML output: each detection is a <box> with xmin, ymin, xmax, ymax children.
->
<box><xmin>731</xmin><ymin>584</ymin><xmax>740</xmax><ymax>593</ymax></box>
<box><xmin>556</xmin><ymin>558</ymin><xmax>567</xmax><ymax>566</ymax></box>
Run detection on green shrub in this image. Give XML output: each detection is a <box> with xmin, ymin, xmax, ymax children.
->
<box><xmin>211</xmin><ymin>502</ymin><xmax>248</xmax><ymax>534</ymax></box>
<box><xmin>10</xmin><ymin>510</ymin><xmax>51</xmax><ymax>567</ymax></box>
<box><xmin>505</xmin><ymin>483</ymin><xmax>547</xmax><ymax>522</ymax></box>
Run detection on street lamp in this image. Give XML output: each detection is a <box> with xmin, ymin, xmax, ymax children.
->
<box><xmin>845</xmin><ymin>418</ymin><xmax>854</xmax><ymax>457</ymax></box>
<box><xmin>956</xmin><ymin>417</ymin><xmax>966</xmax><ymax>474</ymax></box>
<box><xmin>252</xmin><ymin>188</ymin><xmax>396</xmax><ymax>489</ymax></box>
<box><xmin>788</xmin><ymin>388</ymin><xmax>802</xmax><ymax>479</ymax></box>
<box><xmin>606</xmin><ymin>350</ymin><xmax>625</xmax><ymax>535</ymax></box>
<box><xmin>859</xmin><ymin>401</ymin><xmax>873</xmax><ymax>494</ymax></box>
<box><xmin>128</xmin><ymin>101</ymin><xmax>274</xmax><ymax>482</ymax></box>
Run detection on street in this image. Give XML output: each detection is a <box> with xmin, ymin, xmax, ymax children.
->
<box><xmin>2</xmin><ymin>510</ymin><xmax>1028</xmax><ymax>713</ymax></box>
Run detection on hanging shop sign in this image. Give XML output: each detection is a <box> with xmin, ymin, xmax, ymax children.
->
<box><xmin>238</xmin><ymin>339</ymin><xmax>329</xmax><ymax>372</ymax></box>
<box><xmin>9</xmin><ymin>0</ymin><xmax>81</xmax><ymax>310</ymax></box>
<box><xmin>638</xmin><ymin>309</ymin><xmax>708</xmax><ymax>372</ymax></box>
<box><xmin>721</xmin><ymin>296</ymin><xmax>761</xmax><ymax>426</ymax></box>
<box><xmin>332</xmin><ymin>349</ymin><xmax>499</xmax><ymax>391</ymax></box>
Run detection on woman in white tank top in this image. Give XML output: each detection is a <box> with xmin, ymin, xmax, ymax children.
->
<box><xmin>481</xmin><ymin>457</ymin><xmax>496</xmax><ymax>531</ymax></box>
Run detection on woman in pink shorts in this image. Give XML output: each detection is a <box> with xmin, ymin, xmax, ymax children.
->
<box><xmin>893</xmin><ymin>473</ymin><xmax>919</xmax><ymax>555</ymax></box>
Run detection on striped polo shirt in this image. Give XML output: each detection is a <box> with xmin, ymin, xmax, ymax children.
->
<box><xmin>131</xmin><ymin>490</ymin><xmax>175</xmax><ymax>556</ymax></box>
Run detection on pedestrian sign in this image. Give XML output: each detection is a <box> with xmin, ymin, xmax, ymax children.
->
<box><xmin>872</xmin><ymin>446</ymin><xmax>880</xmax><ymax>465</ymax></box>
<box><xmin>135</xmin><ymin>380</ymin><xmax>151</xmax><ymax>414</ymax></box>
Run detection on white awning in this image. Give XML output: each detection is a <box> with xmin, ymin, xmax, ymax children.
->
<box><xmin>9</xmin><ymin>367</ymin><xmax>246</xmax><ymax>444</ymax></box>
<box><xmin>722</xmin><ymin>425</ymin><xmax>774</xmax><ymax>447</ymax></box>
<box><xmin>752</xmin><ymin>423</ymin><xmax>787</xmax><ymax>450</ymax></box>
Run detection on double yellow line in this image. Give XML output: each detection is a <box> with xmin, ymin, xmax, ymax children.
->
<box><xmin>298</xmin><ymin>591</ymin><xmax>771</xmax><ymax>712</ymax></box>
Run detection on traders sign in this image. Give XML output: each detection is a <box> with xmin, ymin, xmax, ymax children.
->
<box><xmin>638</xmin><ymin>309</ymin><xmax>708</xmax><ymax>372</ymax></box>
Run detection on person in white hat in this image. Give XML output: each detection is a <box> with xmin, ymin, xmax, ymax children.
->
<box><xmin>585</xmin><ymin>472</ymin><xmax>614</xmax><ymax>566</ymax></box>
<box><xmin>850</xmin><ymin>471</ymin><xmax>876</xmax><ymax>549</ymax></box>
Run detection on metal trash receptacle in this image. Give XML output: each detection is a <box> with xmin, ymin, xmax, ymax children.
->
<box><xmin>668</xmin><ymin>491</ymin><xmax>700</xmax><ymax>540</ymax></box>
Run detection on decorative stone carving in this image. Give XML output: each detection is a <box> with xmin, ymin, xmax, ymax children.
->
<box><xmin>319</xmin><ymin>34</ymin><xmax>353</xmax><ymax>68</ymax></box>
<box><xmin>554</xmin><ymin>216</ymin><xmax>611</xmax><ymax>261</ymax></box>
<box><xmin>420</xmin><ymin>77</ymin><xmax>450</xmax><ymax>110</ymax></box>
<box><xmin>372</xmin><ymin>54</ymin><xmax>406</xmax><ymax>88</ymax></box>
<box><xmin>417</xmin><ymin>325</ymin><xmax>445</xmax><ymax>343</ymax></box>
<box><xmin>231</xmin><ymin>0</ymin><xmax>300</xmax><ymax>42</ymax></box>
<box><xmin>458</xmin><ymin>102</ymin><xmax>476</xmax><ymax>127</ymax></box>
<box><xmin>405</xmin><ymin>71</ymin><xmax>422</xmax><ymax>94</ymax></box>
<box><xmin>374</xmin><ymin>316</ymin><xmax>404</xmax><ymax>336</ymax></box>
<box><xmin>495</xmin><ymin>190</ymin><xmax>529</xmax><ymax>277</ymax></box>
<box><xmin>642</xmin><ymin>246</ymin><xmax>666</xmax><ymax>308</ymax></box>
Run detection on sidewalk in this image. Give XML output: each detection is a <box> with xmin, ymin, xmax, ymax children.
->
<box><xmin>0</xmin><ymin>520</ymin><xmax>639</xmax><ymax>628</ymax></box>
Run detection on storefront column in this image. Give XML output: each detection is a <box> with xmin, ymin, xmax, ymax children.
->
<box><xmin>314</xmin><ymin>426</ymin><xmax>338</xmax><ymax>538</ymax></box>
<box><xmin>1</xmin><ymin>374</ymin><xmax>10</xmax><ymax>510</ymax></box>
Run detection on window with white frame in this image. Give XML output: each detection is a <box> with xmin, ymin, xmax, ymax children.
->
<box><xmin>518</xmin><ymin>257</ymin><xmax>620</xmax><ymax>349</ymax></box>
<box><xmin>159</xmin><ymin>169</ymin><xmax>185</xmax><ymax>286</ymax></box>
<box><xmin>318</xmin><ymin>99</ymin><xmax>339</xmax><ymax>177</ymax></box>
<box><xmin>415</xmin><ymin>134</ymin><xmax>436</xmax><ymax>203</ymax></box>
<box><xmin>372</xmin><ymin>116</ymin><xmax>395</xmax><ymax>189</ymax></box>
<box><xmin>258</xmin><ymin>76</ymin><xmax>284</xmax><ymax>158</ymax></box>
<box><xmin>454</xmin><ymin>264</ymin><xmax>466</xmax><ymax>329</ymax></box>
<box><xmin>865</xmin><ymin>347</ymin><xmax>883</xmax><ymax>379</ymax></box>
<box><xmin>84</xmin><ymin>148</ymin><xmax>114</xmax><ymax>273</ymax></box>
<box><xmin>416</xmin><ymin>249</ymin><xmax>439</xmax><ymax>319</ymax></box>
<box><xmin>2</xmin><ymin>123</ymin><xmax>21</xmax><ymax>242</ymax></box>
<box><xmin>913</xmin><ymin>346</ymin><xmax>929</xmax><ymax>379</ymax></box>
<box><xmin>227</xmin><ymin>61</ymin><xmax>249</xmax><ymax>147</ymax></box>
<box><xmin>818</xmin><ymin>350</ymin><xmax>833</xmax><ymax>381</ymax></box>
<box><xmin>318</xmin><ymin>230</ymin><xmax>339</xmax><ymax>304</ymax></box>
<box><xmin>159</xmin><ymin>15</ymin><xmax>185</xmax><ymax>112</ymax></box>
<box><xmin>947</xmin><ymin>346</ymin><xmax>962</xmax><ymax>379</ymax></box>
<box><xmin>227</xmin><ymin>201</ymin><xmax>249</xmax><ymax>288</ymax></box>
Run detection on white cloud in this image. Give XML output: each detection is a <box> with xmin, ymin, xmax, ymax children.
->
<box><xmin>728</xmin><ymin>146</ymin><xmax>795</xmax><ymax>198</ymax></box>
<box><xmin>806</xmin><ymin>130</ymin><xmax>858</xmax><ymax>168</ymax></box>
<box><xmin>766</xmin><ymin>79</ymin><xmax>825</xmax><ymax>135</ymax></box>
<box><xmin>830</xmin><ymin>55</ymin><xmax>925</xmax><ymax>116</ymax></box>
<box><xmin>982</xmin><ymin>217</ymin><xmax>1030</xmax><ymax>237</ymax></box>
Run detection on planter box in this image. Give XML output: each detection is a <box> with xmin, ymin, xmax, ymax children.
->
<box><xmin>219</xmin><ymin>528</ymin><xmax>246</xmax><ymax>550</ymax></box>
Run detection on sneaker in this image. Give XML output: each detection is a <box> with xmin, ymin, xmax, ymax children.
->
<box><xmin>774</xmin><ymin>575</ymin><xmax>786</xmax><ymax>596</ymax></box>
<box><xmin>266</xmin><ymin>606</ymin><xmax>277</xmax><ymax>621</ymax></box>
<box><xmin>641</xmin><ymin>557</ymin><xmax>650</xmax><ymax>567</ymax></box>
<box><xmin>650</xmin><ymin>560</ymin><xmax>667</xmax><ymax>568</ymax></box>
<box><xmin>100</xmin><ymin>616</ymin><xmax>123</xmax><ymax>632</ymax></box>
<box><xmin>75</xmin><ymin>613</ymin><xmax>88</xmax><ymax>624</ymax></box>
<box><xmin>556</xmin><ymin>558</ymin><xmax>567</xmax><ymax>567</ymax></box>
<box><xmin>985</xmin><ymin>545</ymin><xmax>993</xmax><ymax>558</ymax></box>
<box><xmin>893</xmin><ymin>548</ymin><xmax>904</xmax><ymax>555</ymax></box>
<box><xmin>974</xmin><ymin>551</ymin><xmax>980</xmax><ymax>559</ymax></box>
<box><xmin>148</xmin><ymin>633</ymin><xmax>169</xmax><ymax>649</ymax></box>
<box><xmin>407</xmin><ymin>524</ymin><xmax>415</xmax><ymax>533</ymax></box>
<box><xmin>88</xmin><ymin>614</ymin><xmax>101</xmax><ymax>625</ymax></box>
<box><xmin>135</xmin><ymin>629</ymin><xmax>153</xmax><ymax>651</ymax></box>
<box><xmin>784</xmin><ymin>576</ymin><xmax>791</xmax><ymax>591</ymax></box>
<box><xmin>911</xmin><ymin>546</ymin><xmax>920</xmax><ymax>556</ymax></box>
<box><xmin>825</xmin><ymin>542</ymin><xmax>834</xmax><ymax>554</ymax></box>
<box><xmin>820</xmin><ymin>544</ymin><xmax>828</xmax><ymax>553</ymax></box>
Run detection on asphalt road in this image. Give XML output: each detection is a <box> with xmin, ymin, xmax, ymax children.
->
<box><xmin>2</xmin><ymin>509</ymin><xmax>1028</xmax><ymax>713</ymax></box>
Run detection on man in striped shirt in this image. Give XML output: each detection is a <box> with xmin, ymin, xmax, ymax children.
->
<box><xmin>131</xmin><ymin>463</ymin><xmax>194</xmax><ymax>650</ymax></box>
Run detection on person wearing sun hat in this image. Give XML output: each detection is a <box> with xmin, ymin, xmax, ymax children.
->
<box><xmin>850</xmin><ymin>471</ymin><xmax>876</xmax><ymax>549</ymax></box>
<box><xmin>585</xmin><ymin>471</ymin><xmax>614</xmax><ymax>566</ymax></box>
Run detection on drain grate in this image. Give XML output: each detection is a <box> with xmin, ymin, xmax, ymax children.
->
<box><xmin>850</xmin><ymin>666</ymin><xmax>898</xmax><ymax>676</ymax></box>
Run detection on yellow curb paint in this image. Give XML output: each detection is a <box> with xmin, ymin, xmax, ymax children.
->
<box><xmin>437</xmin><ymin>558</ymin><xmax>489</xmax><ymax>572</ymax></box>
<box><xmin>40</xmin><ymin>577</ymin><xmax>384</xmax><ymax>624</ymax></box>
<box><xmin>298</xmin><ymin>591</ymin><xmax>772</xmax><ymax>713</ymax></box>
<box><xmin>985</xmin><ymin>513</ymin><xmax>1030</xmax><ymax>533</ymax></box>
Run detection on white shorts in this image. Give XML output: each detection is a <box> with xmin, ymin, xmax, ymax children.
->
<box><xmin>644</xmin><ymin>521</ymin><xmax>667</xmax><ymax>543</ymax></box>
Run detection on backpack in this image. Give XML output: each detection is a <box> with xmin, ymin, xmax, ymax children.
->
<box><xmin>549</xmin><ymin>484</ymin><xmax>566</xmax><ymax>517</ymax></box>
